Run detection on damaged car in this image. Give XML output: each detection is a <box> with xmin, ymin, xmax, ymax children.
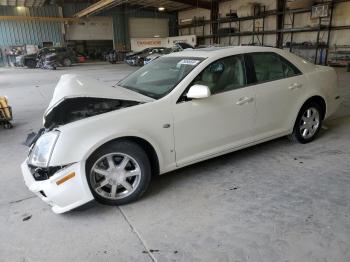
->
<box><xmin>16</xmin><ymin>47</ymin><xmax>76</xmax><ymax>68</ymax></box>
<box><xmin>21</xmin><ymin>46</ymin><xmax>340</xmax><ymax>213</ymax></box>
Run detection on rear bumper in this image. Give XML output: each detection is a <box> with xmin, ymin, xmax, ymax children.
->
<box><xmin>125</xmin><ymin>59</ymin><xmax>136</xmax><ymax>65</ymax></box>
<box><xmin>21</xmin><ymin>160</ymin><xmax>94</xmax><ymax>214</ymax></box>
<box><xmin>325</xmin><ymin>95</ymin><xmax>341</xmax><ymax>119</ymax></box>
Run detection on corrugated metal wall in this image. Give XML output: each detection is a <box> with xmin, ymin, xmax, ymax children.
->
<box><xmin>0</xmin><ymin>6</ymin><xmax>64</xmax><ymax>47</ymax></box>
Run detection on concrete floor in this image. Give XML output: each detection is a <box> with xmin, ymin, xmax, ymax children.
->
<box><xmin>0</xmin><ymin>63</ymin><xmax>349</xmax><ymax>262</ymax></box>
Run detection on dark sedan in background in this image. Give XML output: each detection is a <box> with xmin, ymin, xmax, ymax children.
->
<box><xmin>124</xmin><ymin>47</ymin><xmax>167</xmax><ymax>66</ymax></box>
<box><xmin>125</xmin><ymin>43</ymin><xmax>194</xmax><ymax>66</ymax></box>
<box><xmin>16</xmin><ymin>47</ymin><xmax>77</xmax><ymax>68</ymax></box>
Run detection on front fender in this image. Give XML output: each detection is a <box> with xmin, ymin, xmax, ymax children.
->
<box><xmin>48</xmin><ymin>102</ymin><xmax>175</xmax><ymax>174</ymax></box>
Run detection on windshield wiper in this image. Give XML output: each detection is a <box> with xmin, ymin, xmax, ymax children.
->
<box><xmin>119</xmin><ymin>86</ymin><xmax>158</xmax><ymax>99</ymax></box>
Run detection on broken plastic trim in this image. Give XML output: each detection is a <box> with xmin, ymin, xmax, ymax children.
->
<box><xmin>28</xmin><ymin>163</ymin><xmax>74</xmax><ymax>181</ymax></box>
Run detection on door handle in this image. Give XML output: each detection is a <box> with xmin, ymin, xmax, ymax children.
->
<box><xmin>236</xmin><ymin>97</ymin><xmax>254</xmax><ymax>105</ymax></box>
<box><xmin>288</xmin><ymin>83</ymin><xmax>302</xmax><ymax>90</ymax></box>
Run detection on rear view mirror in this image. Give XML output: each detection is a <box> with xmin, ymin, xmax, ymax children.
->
<box><xmin>186</xmin><ymin>84</ymin><xmax>211</xmax><ymax>99</ymax></box>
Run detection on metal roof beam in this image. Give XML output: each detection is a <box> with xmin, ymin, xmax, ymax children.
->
<box><xmin>170</xmin><ymin>0</ymin><xmax>211</xmax><ymax>9</ymax></box>
<box><xmin>74</xmin><ymin>0</ymin><xmax>124</xmax><ymax>18</ymax></box>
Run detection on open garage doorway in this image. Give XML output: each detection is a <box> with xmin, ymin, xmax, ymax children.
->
<box><xmin>65</xmin><ymin>16</ymin><xmax>113</xmax><ymax>61</ymax></box>
<box><xmin>67</xmin><ymin>40</ymin><xmax>113</xmax><ymax>61</ymax></box>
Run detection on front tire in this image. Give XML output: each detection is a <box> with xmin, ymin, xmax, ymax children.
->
<box><xmin>289</xmin><ymin>102</ymin><xmax>323</xmax><ymax>143</ymax></box>
<box><xmin>86</xmin><ymin>141</ymin><xmax>152</xmax><ymax>205</ymax></box>
<box><xmin>26</xmin><ymin>59</ymin><xmax>36</xmax><ymax>68</ymax></box>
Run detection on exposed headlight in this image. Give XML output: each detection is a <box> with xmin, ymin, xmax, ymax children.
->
<box><xmin>28</xmin><ymin>131</ymin><xmax>59</xmax><ymax>167</ymax></box>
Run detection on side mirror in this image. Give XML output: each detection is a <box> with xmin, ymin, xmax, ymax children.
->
<box><xmin>186</xmin><ymin>84</ymin><xmax>211</xmax><ymax>99</ymax></box>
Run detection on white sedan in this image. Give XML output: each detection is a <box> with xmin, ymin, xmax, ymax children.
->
<box><xmin>21</xmin><ymin>46</ymin><xmax>340</xmax><ymax>213</ymax></box>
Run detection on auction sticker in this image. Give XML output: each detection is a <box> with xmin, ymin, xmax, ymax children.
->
<box><xmin>178</xmin><ymin>59</ymin><xmax>201</xmax><ymax>66</ymax></box>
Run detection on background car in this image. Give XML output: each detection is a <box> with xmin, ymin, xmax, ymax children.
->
<box><xmin>143</xmin><ymin>43</ymin><xmax>194</xmax><ymax>65</ymax></box>
<box><xmin>143</xmin><ymin>47</ymin><xmax>172</xmax><ymax>65</ymax></box>
<box><xmin>17</xmin><ymin>47</ymin><xmax>77</xmax><ymax>68</ymax></box>
<box><xmin>125</xmin><ymin>47</ymin><xmax>167</xmax><ymax>66</ymax></box>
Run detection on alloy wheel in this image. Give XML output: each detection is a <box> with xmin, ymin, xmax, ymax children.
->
<box><xmin>299</xmin><ymin>107</ymin><xmax>320</xmax><ymax>139</ymax></box>
<box><xmin>90</xmin><ymin>153</ymin><xmax>141</xmax><ymax>200</ymax></box>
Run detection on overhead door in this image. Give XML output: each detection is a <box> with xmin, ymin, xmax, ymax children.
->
<box><xmin>129</xmin><ymin>18</ymin><xmax>169</xmax><ymax>38</ymax></box>
<box><xmin>66</xmin><ymin>17</ymin><xmax>113</xmax><ymax>40</ymax></box>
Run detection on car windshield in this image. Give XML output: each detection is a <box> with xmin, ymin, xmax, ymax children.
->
<box><xmin>118</xmin><ymin>56</ymin><xmax>205</xmax><ymax>99</ymax></box>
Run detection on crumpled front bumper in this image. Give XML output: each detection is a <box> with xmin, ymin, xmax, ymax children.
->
<box><xmin>21</xmin><ymin>160</ymin><xmax>94</xmax><ymax>214</ymax></box>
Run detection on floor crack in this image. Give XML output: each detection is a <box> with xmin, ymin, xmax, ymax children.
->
<box><xmin>118</xmin><ymin>206</ymin><xmax>157</xmax><ymax>262</ymax></box>
<box><xmin>9</xmin><ymin>195</ymin><xmax>36</xmax><ymax>204</ymax></box>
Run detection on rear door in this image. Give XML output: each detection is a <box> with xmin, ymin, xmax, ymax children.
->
<box><xmin>245</xmin><ymin>52</ymin><xmax>308</xmax><ymax>140</ymax></box>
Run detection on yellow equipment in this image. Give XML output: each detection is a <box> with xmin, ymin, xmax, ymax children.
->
<box><xmin>0</xmin><ymin>96</ymin><xmax>13</xmax><ymax>129</ymax></box>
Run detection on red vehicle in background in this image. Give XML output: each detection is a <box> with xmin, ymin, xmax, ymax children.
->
<box><xmin>76</xmin><ymin>52</ymin><xmax>88</xmax><ymax>63</ymax></box>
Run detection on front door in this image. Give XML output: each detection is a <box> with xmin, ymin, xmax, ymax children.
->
<box><xmin>173</xmin><ymin>55</ymin><xmax>256</xmax><ymax>166</ymax></box>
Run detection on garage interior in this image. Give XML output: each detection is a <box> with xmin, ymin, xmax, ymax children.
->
<box><xmin>1</xmin><ymin>0</ymin><xmax>350</xmax><ymax>261</ymax></box>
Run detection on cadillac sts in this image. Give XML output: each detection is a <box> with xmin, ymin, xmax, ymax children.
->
<box><xmin>21</xmin><ymin>46</ymin><xmax>340</xmax><ymax>213</ymax></box>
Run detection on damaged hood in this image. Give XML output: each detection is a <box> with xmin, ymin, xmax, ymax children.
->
<box><xmin>45</xmin><ymin>74</ymin><xmax>154</xmax><ymax>116</ymax></box>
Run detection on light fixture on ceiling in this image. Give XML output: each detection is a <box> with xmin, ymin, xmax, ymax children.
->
<box><xmin>158</xmin><ymin>7</ymin><xmax>165</xmax><ymax>11</ymax></box>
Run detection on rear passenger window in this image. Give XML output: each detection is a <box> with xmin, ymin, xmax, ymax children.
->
<box><xmin>279</xmin><ymin>55</ymin><xmax>301</xmax><ymax>77</ymax></box>
<box><xmin>248</xmin><ymin>52</ymin><xmax>301</xmax><ymax>84</ymax></box>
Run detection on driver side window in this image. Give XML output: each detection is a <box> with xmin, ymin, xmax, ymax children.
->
<box><xmin>192</xmin><ymin>55</ymin><xmax>246</xmax><ymax>95</ymax></box>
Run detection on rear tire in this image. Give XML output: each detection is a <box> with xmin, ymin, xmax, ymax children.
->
<box><xmin>86</xmin><ymin>141</ymin><xmax>152</xmax><ymax>206</ymax></box>
<box><xmin>137</xmin><ymin>58</ymin><xmax>144</xmax><ymax>66</ymax></box>
<box><xmin>63</xmin><ymin>58</ymin><xmax>72</xmax><ymax>67</ymax></box>
<box><xmin>4</xmin><ymin>122</ymin><xmax>13</xmax><ymax>129</ymax></box>
<box><xmin>289</xmin><ymin>102</ymin><xmax>323</xmax><ymax>144</ymax></box>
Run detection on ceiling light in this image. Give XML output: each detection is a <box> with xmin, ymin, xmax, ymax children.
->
<box><xmin>158</xmin><ymin>7</ymin><xmax>165</xmax><ymax>11</ymax></box>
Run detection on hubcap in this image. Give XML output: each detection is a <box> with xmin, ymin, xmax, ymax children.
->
<box><xmin>299</xmin><ymin>107</ymin><xmax>320</xmax><ymax>139</ymax></box>
<box><xmin>90</xmin><ymin>153</ymin><xmax>141</xmax><ymax>200</ymax></box>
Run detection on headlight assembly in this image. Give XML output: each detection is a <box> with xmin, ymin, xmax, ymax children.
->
<box><xmin>28</xmin><ymin>131</ymin><xmax>59</xmax><ymax>168</ymax></box>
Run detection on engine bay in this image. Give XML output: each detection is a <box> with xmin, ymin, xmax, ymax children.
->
<box><xmin>44</xmin><ymin>97</ymin><xmax>140</xmax><ymax>128</ymax></box>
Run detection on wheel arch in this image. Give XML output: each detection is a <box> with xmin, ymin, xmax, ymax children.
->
<box><xmin>86</xmin><ymin>136</ymin><xmax>160</xmax><ymax>177</ymax></box>
<box><xmin>302</xmin><ymin>95</ymin><xmax>327</xmax><ymax>120</ymax></box>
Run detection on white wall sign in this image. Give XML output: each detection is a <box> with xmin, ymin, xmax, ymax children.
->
<box><xmin>130</xmin><ymin>35</ymin><xmax>197</xmax><ymax>51</ymax></box>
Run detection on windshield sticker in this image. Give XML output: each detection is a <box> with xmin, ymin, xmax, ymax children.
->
<box><xmin>178</xmin><ymin>59</ymin><xmax>200</xmax><ymax>66</ymax></box>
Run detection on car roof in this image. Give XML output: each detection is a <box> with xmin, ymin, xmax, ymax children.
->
<box><xmin>166</xmin><ymin>45</ymin><xmax>284</xmax><ymax>58</ymax></box>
